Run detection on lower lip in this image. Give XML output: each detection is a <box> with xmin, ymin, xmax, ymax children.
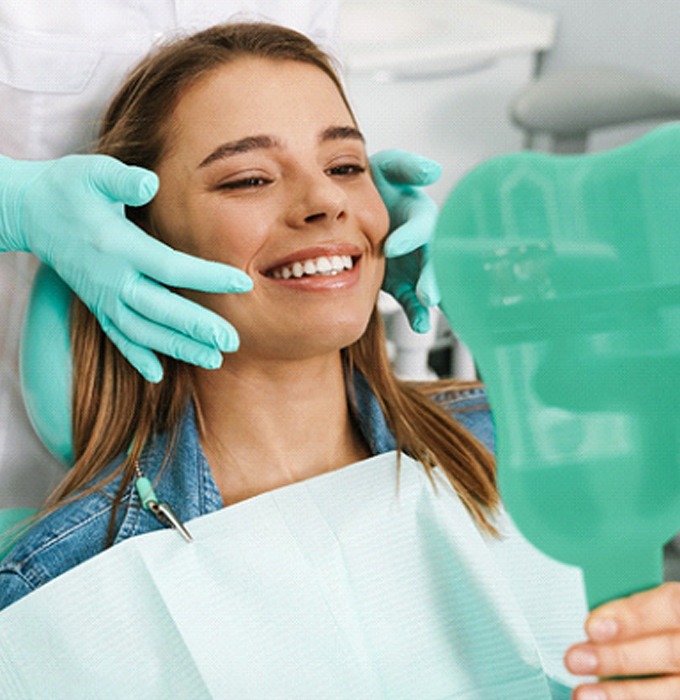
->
<box><xmin>262</xmin><ymin>259</ymin><xmax>361</xmax><ymax>291</ymax></box>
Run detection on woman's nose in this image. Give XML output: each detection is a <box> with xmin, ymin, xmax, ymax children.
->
<box><xmin>286</xmin><ymin>171</ymin><xmax>348</xmax><ymax>228</ymax></box>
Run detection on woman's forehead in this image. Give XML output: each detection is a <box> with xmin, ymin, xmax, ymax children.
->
<box><xmin>164</xmin><ymin>58</ymin><xmax>355</xmax><ymax>161</ymax></box>
<box><xmin>177</xmin><ymin>58</ymin><xmax>348</xmax><ymax>124</ymax></box>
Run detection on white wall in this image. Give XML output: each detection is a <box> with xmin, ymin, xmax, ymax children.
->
<box><xmin>514</xmin><ymin>0</ymin><xmax>680</xmax><ymax>81</ymax></box>
<box><xmin>511</xmin><ymin>0</ymin><xmax>680</xmax><ymax>150</ymax></box>
<box><xmin>343</xmin><ymin>0</ymin><xmax>680</xmax><ymax>161</ymax></box>
<box><xmin>344</xmin><ymin>54</ymin><xmax>536</xmax><ymax>204</ymax></box>
<box><xmin>340</xmin><ymin>1</ymin><xmax>556</xmax><ymax>202</ymax></box>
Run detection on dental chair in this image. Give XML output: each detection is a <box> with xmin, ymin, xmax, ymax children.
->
<box><xmin>0</xmin><ymin>265</ymin><xmax>71</xmax><ymax>561</ymax></box>
<box><xmin>0</xmin><ymin>508</ymin><xmax>36</xmax><ymax>560</ymax></box>
<box><xmin>510</xmin><ymin>66</ymin><xmax>680</xmax><ymax>153</ymax></box>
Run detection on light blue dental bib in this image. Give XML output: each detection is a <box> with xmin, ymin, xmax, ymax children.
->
<box><xmin>0</xmin><ymin>452</ymin><xmax>587</xmax><ymax>699</ymax></box>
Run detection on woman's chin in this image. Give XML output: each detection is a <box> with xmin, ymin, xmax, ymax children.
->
<box><xmin>236</xmin><ymin>321</ymin><xmax>370</xmax><ymax>363</ymax></box>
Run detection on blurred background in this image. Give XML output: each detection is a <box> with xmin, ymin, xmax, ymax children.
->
<box><xmin>338</xmin><ymin>0</ymin><xmax>680</xmax><ymax>381</ymax></box>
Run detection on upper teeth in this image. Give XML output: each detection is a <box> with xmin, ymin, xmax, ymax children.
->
<box><xmin>270</xmin><ymin>255</ymin><xmax>354</xmax><ymax>279</ymax></box>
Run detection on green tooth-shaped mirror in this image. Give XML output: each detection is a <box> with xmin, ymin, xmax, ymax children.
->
<box><xmin>432</xmin><ymin>123</ymin><xmax>680</xmax><ymax>609</ymax></box>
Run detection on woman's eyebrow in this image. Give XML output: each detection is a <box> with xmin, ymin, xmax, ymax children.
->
<box><xmin>198</xmin><ymin>135</ymin><xmax>280</xmax><ymax>169</ymax></box>
<box><xmin>198</xmin><ymin>126</ymin><xmax>364</xmax><ymax>169</ymax></box>
<box><xmin>320</xmin><ymin>125</ymin><xmax>365</xmax><ymax>143</ymax></box>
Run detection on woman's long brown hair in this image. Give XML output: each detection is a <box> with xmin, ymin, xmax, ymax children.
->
<box><xmin>45</xmin><ymin>22</ymin><xmax>498</xmax><ymax>538</ymax></box>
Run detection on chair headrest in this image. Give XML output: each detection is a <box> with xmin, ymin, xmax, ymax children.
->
<box><xmin>20</xmin><ymin>264</ymin><xmax>73</xmax><ymax>466</ymax></box>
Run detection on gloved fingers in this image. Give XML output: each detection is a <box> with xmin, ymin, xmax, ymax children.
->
<box><xmin>128</xmin><ymin>234</ymin><xmax>253</xmax><ymax>293</ymax></box>
<box><xmin>383</xmin><ymin>187</ymin><xmax>439</xmax><ymax>257</ymax></box>
<box><xmin>120</xmin><ymin>277</ymin><xmax>240</xmax><ymax>352</ymax></box>
<box><xmin>105</xmin><ymin>303</ymin><xmax>226</xmax><ymax>372</ymax></box>
<box><xmin>99</xmin><ymin>318</ymin><xmax>165</xmax><ymax>383</ymax></box>
<box><xmin>87</xmin><ymin>154</ymin><xmax>159</xmax><ymax>207</ymax></box>
<box><xmin>370</xmin><ymin>149</ymin><xmax>442</xmax><ymax>187</ymax></box>
<box><xmin>415</xmin><ymin>259</ymin><xmax>441</xmax><ymax>308</ymax></box>
<box><xmin>403</xmin><ymin>296</ymin><xmax>432</xmax><ymax>334</ymax></box>
<box><xmin>389</xmin><ymin>283</ymin><xmax>431</xmax><ymax>334</ymax></box>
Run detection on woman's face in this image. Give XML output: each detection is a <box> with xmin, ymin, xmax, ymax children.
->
<box><xmin>151</xmin><ymin>57</ymin><xmax>389</xmax><ymax>362</ymax></box>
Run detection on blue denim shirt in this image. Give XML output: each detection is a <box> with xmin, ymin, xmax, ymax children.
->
<box><xmin>0</xmin><ymin>376</ymin><xmax>493</xmax><ymax>611</ymax></box>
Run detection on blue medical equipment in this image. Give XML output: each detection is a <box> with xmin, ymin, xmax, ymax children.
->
<box><xmin>20</xmin><ymin>265</ymin><xmax>73</xmax><ymax>466</ymax></box>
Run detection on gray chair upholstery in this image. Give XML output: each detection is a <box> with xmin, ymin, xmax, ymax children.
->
<box><xmin>510</xmin><ymin>66</ymin><xmax>680</xmax><ymax>153</ymax></box>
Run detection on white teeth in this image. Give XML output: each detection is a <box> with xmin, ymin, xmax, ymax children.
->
<box><xmin>269</xmin><ymin>254</ymin><xmax>355</xmax><ymax>279</ymax></box>
<box><xmin>316</xmin><ymin>256</ymin><xmax>332</xmax><ymax>273</ymax></box>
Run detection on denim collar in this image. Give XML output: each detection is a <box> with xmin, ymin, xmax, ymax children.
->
<box><xmin>349</xmin><ymin>370</ymin><xmax>397</xmax><ymax>455</ymax></box>
<box><xmin>113</xmin><ymin>371</ymin><xmax>398</xmax><ymax>542</ymax></box>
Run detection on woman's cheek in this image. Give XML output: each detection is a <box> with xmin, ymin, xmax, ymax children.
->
<box><xmin>189</xmin><ymin>217</ymin><xmax>254</xmax><ymax>267</ymax></box>
<box><xmin>363</xmin><ymin>189</ymin><xmax>390</xmax><ymax>247</ymax></box>
<box><xmin>204</xmin><ymin>203</ymin><xmax>275</xmax><ymax>265</ymax></box>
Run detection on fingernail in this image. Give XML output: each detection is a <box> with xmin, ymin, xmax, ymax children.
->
<box><xmin>577</xmin><ymin>688</ymin><xmax>606</xmax><ymax>700</ymax></box>
<box><xmin>588</xmin><ymin>617</ymin><xmax>618</xmax><ymax>642</ymax></box>
<box><xmin>567</xmin><ymin>649</ymin><xmax>598</xmax><ymax>674</ymax></box>
<box><xmin>418</xmin><ymin>159</ymin><xmax>442</xmax><ymax>177</ymax></box>
<box><xmin>144</xmin><ymin>366</ymin><xmax>163</xmax><ymax>384</ymax></box>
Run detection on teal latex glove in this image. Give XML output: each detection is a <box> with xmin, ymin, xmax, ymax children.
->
<box><xmin>370</xmin><ymin>150</ymin><xmax>442</xmax><ymax>333</ymax></box>
<box><xmin>0</xmin><ymin>154</ymin><xmax>253</xmax><ymax>382</ymax></box>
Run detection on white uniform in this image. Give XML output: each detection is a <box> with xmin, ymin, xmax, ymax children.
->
<box><xmin>0</xmin><ymin>1</ymin><xmax>340</xmax><ymax>507</ymax></box>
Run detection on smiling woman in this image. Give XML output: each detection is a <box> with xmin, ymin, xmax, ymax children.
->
<box><xmin>3</xmin><ymin>22</ymin><xmax>679</xmax><ymax>700</ymax></box>
<box><xmin>0</xmin><ymin>22</ymin><xmax>596</xmax><ymax>699</ymax></box>
<box><xmin>0</xmin><ymin>20</ymin><xmax>497</xmax><ymax>590</ymax></box>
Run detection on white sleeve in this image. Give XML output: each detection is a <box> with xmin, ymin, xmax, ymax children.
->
<box><xmin>228</xmin><ymin>1</ymin><xmax>342</xmax><ymax>64</ymax></box>
<box><xmin>301</xmin><ymin>0</ymin><xmax>342</xmax><ymax>63</ymax></box>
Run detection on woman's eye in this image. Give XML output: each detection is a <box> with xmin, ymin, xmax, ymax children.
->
<box><xmin>217</xmin><ymin>176</ymin><xmax>271</xmax><ymax>190</ymax></box>
<box><xmin>327</xmin><ymin>163</ymin><xmax>366</xmax><ymax>177</ymax></box>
